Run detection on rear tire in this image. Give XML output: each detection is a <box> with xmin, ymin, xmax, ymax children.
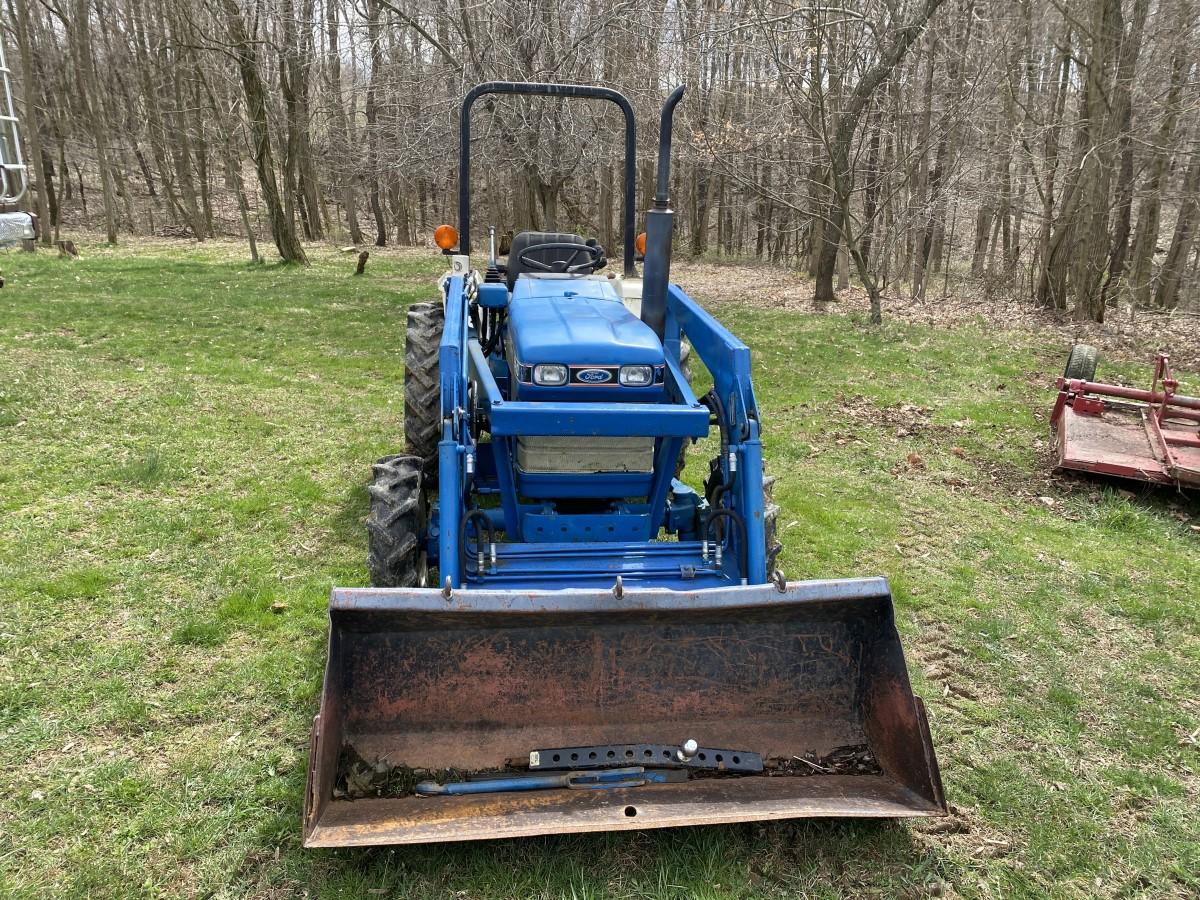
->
<box><xmin>367</xmin><ymin>455</ymin><xmax>428</xmax><ymax>588</ymax></box>
<box><xmin>763</xmin><ymin>473</ymin><xmax>782</xmax><ymax>577</ymax></box>
<box><xmin>1063</xmin><ymin>344</ymin><xmax>1098</xmax><ymax>382</ymax></box>
<box><xmin>405</xmin><ymin>301</ymin><xmax>444</xmax><ymax>480</ymax></box>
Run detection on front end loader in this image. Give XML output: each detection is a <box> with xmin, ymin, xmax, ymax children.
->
<box><xmin>303</xmin><ymin>82</ymin><xmax>946</xmax><ymax>847</ymax></box>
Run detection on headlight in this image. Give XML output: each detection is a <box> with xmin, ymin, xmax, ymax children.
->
<box><xmin>533</xmin><ymin>364</ymin><xmax>568</xmax><ymax>386</ymax></box>
<box><xmin>619</xmin><ymin>365</ymin><xmax>654</xmax><ymax>386</ymax></box>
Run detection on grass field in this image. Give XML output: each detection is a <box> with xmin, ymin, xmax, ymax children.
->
<box><xmin>0</xmin><ymin>239</ymin><xmax>1197</xmax><ymax>899</ymax></box>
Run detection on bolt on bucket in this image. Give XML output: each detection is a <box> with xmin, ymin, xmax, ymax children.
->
<box><xmin>303</xmin><ymin>577</ymin><xmax>946</xmax><ymax>847</ymax></box>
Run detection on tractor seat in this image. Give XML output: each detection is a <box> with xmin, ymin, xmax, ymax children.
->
<box><xmin>506</xmin><ymin>231</ymin><xmax>594</xmax><ymax>290</ymax></box>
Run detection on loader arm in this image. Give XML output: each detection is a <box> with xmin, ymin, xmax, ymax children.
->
<box><xmin>666</xmin><ymin>284</ymin><xmax>767</xmax><ymax>581</ymax></box>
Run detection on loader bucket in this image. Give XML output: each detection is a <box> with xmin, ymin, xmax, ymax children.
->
<box><xmin>303</xmin><ymin>577</ymin><xmax>946</xmax><ymax>847</ymax></box>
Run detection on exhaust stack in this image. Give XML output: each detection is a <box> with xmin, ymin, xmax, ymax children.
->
<box><xmin>640</xmin><ymin>85</ymin><xmax>686</xmax><ymax>339</ymax></box>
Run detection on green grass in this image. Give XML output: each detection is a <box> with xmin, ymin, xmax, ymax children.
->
<box><xmin>0</xmin><ymin>239</ymin><xmax>1197</xmax><ymax>899</ymax></box>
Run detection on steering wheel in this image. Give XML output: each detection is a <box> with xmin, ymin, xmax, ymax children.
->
<box><xmin>517</xmin><ymin>241</ymin><xmax>605</xmax><ymax>275</ymax></box>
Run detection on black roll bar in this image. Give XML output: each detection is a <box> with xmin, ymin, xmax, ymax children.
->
<box><xmin>459</xmin><ymin>82</ymin><xmax>637</xmax><ymax>277</ymax></box>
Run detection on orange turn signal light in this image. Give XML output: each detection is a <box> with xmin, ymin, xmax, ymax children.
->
<box><xmin>434</xmin><ymin>224</ymin><xmax>459</xmax><ymax>251</ymax></box>
<box><xmin>635</xmin><ymin>232</ymin><xmax>647</xmax><ymax>256</ymax></box>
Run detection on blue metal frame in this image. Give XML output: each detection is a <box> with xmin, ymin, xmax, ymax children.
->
<box><xmin>333</xmin><ymin>577</ymin><xmax>895</xmax><ymax>615</ymax></box>
<box><xmin>433</xmin><ymin>274</ymin><xmax>768</xmax><ymax>589</ymax></box>
<box><xmin>666</xmin><ymin>285</ymin><xmax>766</xmax><ymax>583</ymax></box>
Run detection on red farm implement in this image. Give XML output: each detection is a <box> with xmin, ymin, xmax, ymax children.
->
<box><xmin>1050</xmin><ymin>345</ymin><xmax>1200</xmax><ymax>488</ymax></box>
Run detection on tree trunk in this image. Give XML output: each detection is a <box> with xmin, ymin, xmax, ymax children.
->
<box><xmin>859</xmin><ymin>106</ymin><xmax>883</xmax><ymax>267</ymax></box>
<box><xmin>218</xmin><ymin>0</ymin><xmax>306</xmax><ymax>263</ymax></box>
<box><xmin>165</xmin><ymin>12</ymin><xmax>206</xmax><ymax>238</ymax></box>
<box><xmin>70</xmin><ymin>0</ymin><xmax>117</xmax><ymax>243</ymax></box>
<box><xmin>1129</xmin><ymin>45</ymin><xmax>1186</xmax><ymax>306</ymax></box>
<box><xmin>225</xmin><ymin>145</ymin><xmax>258</xmax><ymax>263</ymax></box>
<box><xmin>42</xmin><ymin>149</ymin><xmax>58</xmax><ymax>228</ymax></box>
<box><xmin>365</xmin><ymin>0</ymin><xmax>387</xmax><ymax>246</ymax></box>
<box><xmin>1103</xmin><ymin>0</ymin><xmax>1149</xmax><ymax>302</ymax></box>
<box><xmin>1154</xmin><ymin>150</ymin><xmax>1200</xmax><ymax>310</ymax></box>
<box><xmin>1069</xmin><ymin>0</ymin><xmax>1123</xmax><ymax>322</ymax></box>
<box><xmin>815</xmin><ymin>0</ymin><xmax>949</xmax><ymax>311</ymax></box>
<box><xmin>910</xmin><ymin>36</ymin><xmax>936</xmax><ymax>299</ymax></box>
<box><xmin>1034</xmin><ymin>41</ymin><xmax>1073</xmax><ymax>309</ymax></box>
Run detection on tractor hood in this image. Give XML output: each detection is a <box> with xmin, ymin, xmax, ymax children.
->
<box><xmin>508</xmin><ymin>277</ymin><xmax>664</xmax><ymax>367</ymax></box>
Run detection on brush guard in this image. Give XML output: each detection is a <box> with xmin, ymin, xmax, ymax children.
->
<box><xmin>1051</xmin><ymin>352</ymin><xmax>1200</xmax><ymax>487</ymax></box>
<box><xmin>303</xmin><ymin>577</ymin><xmax>946</xmax><ymax>847</ymax></box>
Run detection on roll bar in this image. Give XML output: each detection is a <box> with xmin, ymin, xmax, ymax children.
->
<box><xmin>458</xmin><ymin>82</ymin><xmax>637</xmax><ymax>277</ymax></box>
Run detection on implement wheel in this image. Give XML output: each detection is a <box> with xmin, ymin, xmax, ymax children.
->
<box><xmin>405</xmin><ymin>300</ymin><xmax>444</xmax><ymax>480</ymax></box>
<box><xmin>367</xmin><ymin>455</ymin><xmax>427</xmax><ymax>588</ymax></box>
<box><xmin>1063</xmin><ymin>344</ymin><xmax>1098</xmax><ymax>382</ymax></box>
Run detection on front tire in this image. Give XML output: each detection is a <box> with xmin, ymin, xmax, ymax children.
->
<box><xmin>367</xmin><ymin>455</ymin><xmax>427</xmax><ymax>588</ymax></box>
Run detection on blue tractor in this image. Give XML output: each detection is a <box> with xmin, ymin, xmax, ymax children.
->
<box><xmin>303</xmin><ymin>83</ymin><xmax>945</xmax><ymax>847</ymax></box>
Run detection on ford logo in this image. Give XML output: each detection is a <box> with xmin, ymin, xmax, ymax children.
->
<box><xmin>576</xmin><ymin>368</ymin><xmax>612</xmax><ymax>384</ymax></box>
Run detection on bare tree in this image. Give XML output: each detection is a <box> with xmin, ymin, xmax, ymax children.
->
<box><xmin>8</xmin><ymin>0</ymin><xmax>1199</xmax><ymax>317</ymax></box>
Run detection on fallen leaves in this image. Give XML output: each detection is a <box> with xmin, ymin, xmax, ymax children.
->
<box><xmin>676</xmin><ymin>257</ymin><xmax>1200</xmax><ymax>370</ymax></box>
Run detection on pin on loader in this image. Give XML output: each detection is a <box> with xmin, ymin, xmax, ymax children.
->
<box><xmin>302</xmin><ymin>82</ymin><xmax>946</xmax><ymax>847</ymax></box>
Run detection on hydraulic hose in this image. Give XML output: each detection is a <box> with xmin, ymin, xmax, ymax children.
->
<box><xmin>701</xmin><ymin>389</ymin><xmax>738</xmax><ymax>498</ymax></box>
<box><xmin>704</xmin><ymin>508</ymin><xmax>748</xmax><ymax>584</ymax></box>
<box><xmin>460</xmin><ymin>509</ymin><xmax>496</xmax><ymax>578</ymax></box>
<box><xmin>482</xmin><ymin>309</ymin><xmax>505</xmax><ymax>357</ymax></box>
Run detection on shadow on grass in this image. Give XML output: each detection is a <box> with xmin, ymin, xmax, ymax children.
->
<box><xmin>1059</xmin><ymin>471</ymin><xmax>1200</xmax><ymax>524</ymax></box>
<box><xmin>304</xmin><ymin>818</ymin><xmax>942</xmax><ymax>897</ymax></box>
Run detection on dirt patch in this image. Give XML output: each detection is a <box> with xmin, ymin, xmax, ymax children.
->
<box><xmin>824</xmin><ymin>393</ymin><xmax>1080</xmax><ymax>512</ymax></box>
<box><xmin>834</xmin><ymin>394</ymin><xmax>939</xmax><ymax>438</ymax></box>
<box><xmin>911</xmin><ymin>619</ymin><xmax>1005</xmax><ymax>709</ymax></box>
<box><xmin>825</xmin><ymin>394</ymin><xmax>1200</xmax><ymax>527</ymax></box>
<box><xmin>912</xmin><ymin>801</ymin><xmax>1019</xmax><ymax>862</ymax></box>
